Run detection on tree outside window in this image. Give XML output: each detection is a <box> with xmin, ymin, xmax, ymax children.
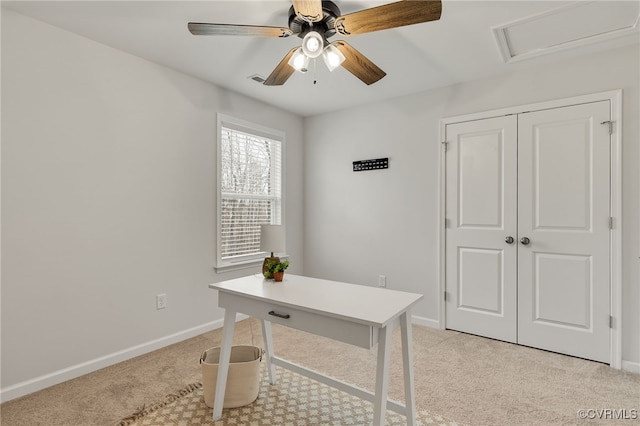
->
<box><xmin>217</xmin><ymin>115</ymin><xmax>283</xmax><ymax>268</ymax></box>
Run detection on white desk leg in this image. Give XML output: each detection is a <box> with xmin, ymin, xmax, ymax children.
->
<box><xmin>212</xmin><ymin>309</ymin><xmax>236</xmax><ymax>421</ymax></box>
<box><xmin>260</xmin><ymin>319</ymin><xmax>277</xmax><ymax>385</ymax></box>
<box><xmin>400</xmin><ymin>311</ymin><xmax>416</xmax><ymax>426</ymax></box>
<box><xmin>373</xmin><ymin>325</ymin><xmax>391</xmax><ymax>426</ymax></box>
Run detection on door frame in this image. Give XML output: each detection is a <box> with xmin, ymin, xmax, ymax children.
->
<box><xmin>437</xmin><ymin>90</ymin><xmax>623</xmax><ymax>369</ymax></box>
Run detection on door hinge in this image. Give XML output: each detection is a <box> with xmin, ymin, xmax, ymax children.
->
<box><xmin>609</xmin><ymin>315</ymin><xmax>614</xmax><ymax>329</ymax></box>
<box><xmin>444</xmin><ymin>218</ymin><xmax>450</xmax><ymax>228</ymax></box>
<box><xmin>601</xmin><ymin>120</ymin><xmax>614</xmax><ymax>135</ymax></box>
<box><xmin>444</xmin><ymin>291</ymin><xmax>449</xmax><ymax>301</ymax></box>
<box><xmin>441</xmin><ymin>141</ymin><xmax>449</xmax><ymax>152</ymax></box>
<box><xmin>609</xmin><ymin>217</ymin><xmax>614</xmax><ymax>229</ymax></box>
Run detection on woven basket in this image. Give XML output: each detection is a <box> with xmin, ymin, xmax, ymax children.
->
<box><xmin>200</xmin><ymin>345</ymin><xmax>262</xmax><ymax>408</ymax></box>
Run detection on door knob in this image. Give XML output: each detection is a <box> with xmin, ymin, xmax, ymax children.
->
<box><xmin>520</xmin><ymin>237</ymin><xmax>531</xmax><ymax>245</ymax></box>
<box><xmin>505</xmin><ymin>236</ymin><xmax>514</xmax><ymax>244</ymax></box>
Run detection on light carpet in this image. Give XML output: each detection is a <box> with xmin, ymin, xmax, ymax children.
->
<box><xmin>117</xmin><ymin>365</ymin><xmax>460</xmax><ymax>426</ymax></box>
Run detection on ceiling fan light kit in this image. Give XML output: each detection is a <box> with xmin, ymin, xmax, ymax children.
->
<box><xmin>291</xmin><ymin>31</ymin><xmax>345</xmax><ymax>74</ymax></box>
<box><xmin>322</xmin><ymin>44</ymin><xmax>345</xmax><ymax>72</ymax></box>
<box><xmin>188</xmin><ymin>0</ymin><xmax>442</xmax><ymax>86</ymax></box>
<box><xmin>288</xmin><ymin>48</ymin><xmax>310</xmax><ymax>72</ymax></box>
<box><xmin>301</xmin><ymin>31</ymin><xmax>324</xmax><ymax>58</ymax></box>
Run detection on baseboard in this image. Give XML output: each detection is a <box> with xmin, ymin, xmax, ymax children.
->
<box><xmin>411</xmin><ymin>315</ymin><xmax>441</xmax><ymax>329</ymax></box>
<box><xmin>621</xmin><ymin>360</ymin><xmax>640</xmax><ymax>374</ymax></box>
<box><xmin>411</xmin><ymin>316</ymin><xmax>640</xmax><ymax>374</ymax></box>
<box><xmin>4</xmin><ymin>312</ymin><xmax>631</xmax><ymax>403</ymax></box>
<box><xmin>0</xmin><ymin>312</ymin><xmax>423</xmax><ymax>402</ymax></box>
<box><xmin>0</xmin><ymin>318</ymin><xmax>229</xmax><ymax>403</ymax></box>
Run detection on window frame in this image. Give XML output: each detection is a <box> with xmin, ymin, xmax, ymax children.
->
<box><xmin>215</xmin><ymin>113</ymin><xmax>286</xmax><ymax>272</ymax></box>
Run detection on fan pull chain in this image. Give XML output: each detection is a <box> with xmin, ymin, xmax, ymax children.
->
<box><xmin>313</xmin><ymin>58</ymin><xmax>317</xmax><ymax>85</ymax></box>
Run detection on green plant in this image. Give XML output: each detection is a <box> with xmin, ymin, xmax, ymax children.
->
<box><xmin>265</xmin><ymin>259</ymin><xmax>290</xmax><ymax>275</ymax></box>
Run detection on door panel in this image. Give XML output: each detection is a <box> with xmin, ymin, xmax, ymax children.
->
<box><xmin>533</xmin><ymin>252</ymin><xmax>591</xmax><ymax>329</ymax></box>
<box><xmin>458</xmin><ymin>247</ymin><xmax>504</xmax><ymax>314</ymax></box>
<box><xmin>534</xmin><ymin>120</ymin><xmax>591</xmax><ymax>230</ymax></box>
<box><xmin>458</xmin><ymin>133</ymin><xmax>504</xmax><ymax>228</ymax></box>
<box><xmin>517</xmin><ymin>101</ymin><xmax>610</xmax><ymax>363</ymax></box>
<box><xmin>445</xmin><ymin>116</ymin><xmax>517</xmax><ymax>343</ymax></box>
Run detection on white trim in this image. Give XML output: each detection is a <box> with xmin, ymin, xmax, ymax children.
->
<box><xmin>609</xmin><ymin>91</ymin><xmax>623</xmax><ymax>370</ymax></box>
<box><xmin>437</xmin><ymin>119</ymin><xmax>448</xmax><ymax>330</ymax></box>
<box><xmin>411</xmin><ymin>315</ymin><xmax>440</xmax><ymax>329</ymax></box>
<box><xmin>215</xmin><ymin>113</ymin><xmax>286</xmax><ymax>270</ymax></box>
<box><xmin>440</xmin><ymin>90</ymin><xmax>622</xmax><ymax>126</ymax></box>
<box><xmin>491</xmin><ymin>2</ymin><xmax>640</xmax><ymax>64</ymax></box>
<box><xmin>621</xmin><ymin>360</ymin><xmax>640</xmax><ymax>374</ymax></box>
<box><xmin>214</xmin><ymin>258</ymin><xmax>263</xmax><ymax>274</ymax></box>
<box><xmin>0</xmin><ymin>319</ymin><xmax>225</xmax><ymax>403</ymax></box>
<box><xmin>214</xmin><ymin>255</ymin><xmax>290</xmax><ymax>274</ymax></box>
<box><xmin>235</xmin><ymin>313</ymin><xmax>250</xmax><ymax>322</ymax></box>
<box><xmin>438</xmin><ymin>90</ymin><xmax>623</xmax><ymax>369</ymax></box>
<box><xmin>2</xmin><ymin>307</ymin><xmax>630</xmax><ymax>404</ymax></box>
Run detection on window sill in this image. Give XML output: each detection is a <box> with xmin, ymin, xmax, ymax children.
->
<box><xmin>214</xmin><ymin>259</ymin><xmax>262</xmax><ymax>274</ymax></box>
<box><xmin>214</xmin><ymin>254</ymin><xmax>290</xmax><ymax>274</ymax></box>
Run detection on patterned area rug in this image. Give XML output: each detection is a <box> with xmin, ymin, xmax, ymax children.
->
<box><xmin>117</xmin><ymin>366</ymin><xmax>460</xmax><ymax>425</ymax></box>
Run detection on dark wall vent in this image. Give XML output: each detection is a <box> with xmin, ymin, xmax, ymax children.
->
<box><xmin>248</xmin><ymin>74</ymin><xmax>266</xmax><ymax>83</ymax></box>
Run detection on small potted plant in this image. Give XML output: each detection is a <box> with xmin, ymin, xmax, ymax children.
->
<box><xmin>264</xmin><ymin>259</ymin><xmax>290</xmax><ymax>282</ymax></box>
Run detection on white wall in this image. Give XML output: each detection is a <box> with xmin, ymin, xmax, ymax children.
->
<box><xmin>304</xmin><ymin>44</ymin><xmax>640</xmax><ymax>368</ymax></box>
<box><xmin>2</xmin><ymin>7</ymin><xmax>638</xmax><ymax>404</ymax></box>
<box><xmin>0</xmin><ymin>9</ymin><xmax>304</xmax><ymax>400</ymax></box>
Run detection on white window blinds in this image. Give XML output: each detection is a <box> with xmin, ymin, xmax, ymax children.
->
<box><xmin>218</xmin><ymin>117</ymin><xmax>283</xmax><ymax>265</ymax></box>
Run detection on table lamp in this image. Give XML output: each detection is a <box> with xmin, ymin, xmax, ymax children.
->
<box><xmin>260</xmin><ymin>224</ymin><xmax>285</xmax><ymax>278</ymax></box>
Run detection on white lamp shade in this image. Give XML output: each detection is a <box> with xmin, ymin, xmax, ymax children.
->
<box><xmin>287</xmin><ymin>47</ymin><xmax>309</xmax><ymax>72</ymax></box>
<box><xmin>322</xmin><ymin>44</ymin><xmax>345</xmax><ymax>72</ymax></box>
<box><xmin>302</xmin><ymin>31</ymin><xmax>324</xmax><ymax>58</ymax></box>
<box><xmin>260</xmin><ymin>225</ymin><xmax>285</xmax><ymax>253</ymax></box>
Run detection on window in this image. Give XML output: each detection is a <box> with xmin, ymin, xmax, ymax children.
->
<box><xmin>216</xmin><ymin>114</ymin><xmax>284</xmax><ymax>270</ymax></box>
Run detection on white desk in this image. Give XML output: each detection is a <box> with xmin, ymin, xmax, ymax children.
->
<box><xmin>209</xmin><ymin>274</ymin><xmax>423</xmax><ymax>425</ymax></box>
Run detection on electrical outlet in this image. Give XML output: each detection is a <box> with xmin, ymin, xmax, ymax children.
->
<box><xmin>379</xmin><ymin>275</ymin><xmax>386</xmax><ymax>288</ymax></box>
<box><xmin>156</xmin><ymin>293</ymin><xmax>167</xmax><ymax>310</ymax></box>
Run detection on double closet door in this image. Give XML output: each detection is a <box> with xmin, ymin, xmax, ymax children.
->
<box><xmin>444</xmin><ymin>101</ymin><xmax>611</xmax><ymax>363</ymax></box>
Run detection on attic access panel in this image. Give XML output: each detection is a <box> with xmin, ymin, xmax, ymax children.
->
<box><xmin>492</xmin><ymin>1</ymin><xmax>640</xmax><ymax>63</ymax></box>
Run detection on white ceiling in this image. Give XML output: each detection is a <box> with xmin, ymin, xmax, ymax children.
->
<box><xmin>3</xmin><ymin>0</ymin><xmax>639</xmax><ymax>117</ymax></box>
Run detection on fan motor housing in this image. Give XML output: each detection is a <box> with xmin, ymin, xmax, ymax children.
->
<box><xmin>288</xmin><ymin>0</ymin><xmax>340</xmax><ymax>40</ymax></box>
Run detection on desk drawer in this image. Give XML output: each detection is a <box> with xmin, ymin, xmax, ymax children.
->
<box><xmin>220</xmin><ymin>292</ymin><xmax>376</xmax><ymax>349</ymax></box>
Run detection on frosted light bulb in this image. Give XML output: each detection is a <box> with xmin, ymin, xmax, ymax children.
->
<box><xmin>302</xmin><ymin>31</ymin><xmax>323</xmax><ymax>58</ymax></box>
<box><xmin>306</xmin><ymin>37</ymin><xmax>319</xmax><ymax>52</ymax></box>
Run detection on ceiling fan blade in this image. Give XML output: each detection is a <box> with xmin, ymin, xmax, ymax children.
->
<box><xmin>188</xmin><ymin>22</ymin><xmax>293</xmax><ymax>38</ymax></box>
<box><xmin>332</xmin><ymin>41</ymin><xmax>386</xmax><ymax>85</ymax></box>
<box><xmin>264</xmin><ymin>47</ymin><xmax>299</xmax><ymax>86</ymax></box>
<box><xmin>335</xmin><ymin>0</ymin><xmax>442</xmax><ymax>36</ymax></box>
<box><xmin>292</xmin><ymin>0</ymin><xmax>324</xmax><ymax>22</ymax></box>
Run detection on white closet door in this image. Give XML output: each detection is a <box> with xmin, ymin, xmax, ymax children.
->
<box><xmin>517</xmin><ymin>101</ymin><xmax>611</xmax><ymax>363</ymax></box>
<box><xmin>445</xmin><ymin>116</ymin><xmax>518</xmax><ymax>343</ymax></box>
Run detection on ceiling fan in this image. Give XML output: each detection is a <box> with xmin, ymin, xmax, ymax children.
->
<box><xmin>188</xmin><ymin>0</ymin><xmax>442</xmax><ymax>86</ymax></box>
